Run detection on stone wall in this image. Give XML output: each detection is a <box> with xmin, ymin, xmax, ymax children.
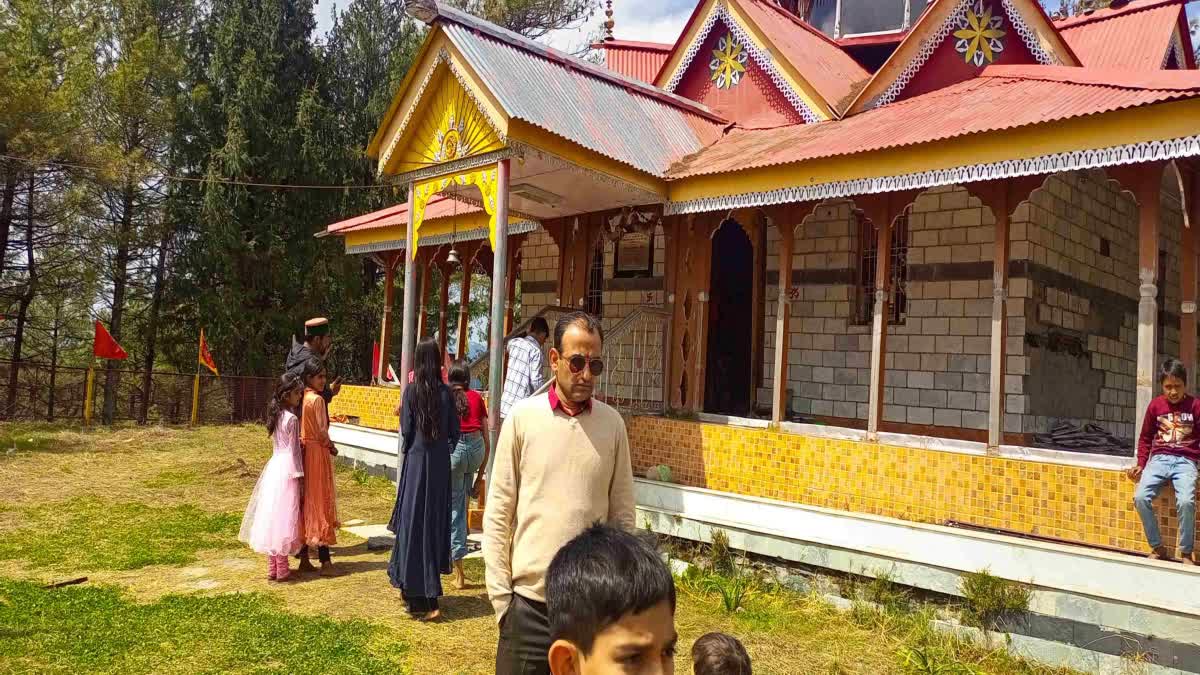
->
<box><xmin>1013</xmin><ymin>170</ymin><xmax>1185</xmax><ymax>439</ymax></box>
<box><xmin>756</xmin><ymin>172</ymin><xmax>1185</xmax><ymax>441</ymax></box>
<box><xmin>517</xmin><ymin>228</ymin><xmax>560</xmax><ymax>312</ymax></box>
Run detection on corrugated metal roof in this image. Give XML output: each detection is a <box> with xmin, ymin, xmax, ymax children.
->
<box><xmin>1057</xmin><ymin>0</ymin><xmax>1182</xmax><ymax>70</ymax></box>
<box><xmin>429</xmin><ymin>6</ymin><xmax>727</xmax><ymax>178</ymax></box>
<box><xmin>737</xmin><ymin>0</ymin><xmax>872</xmax><ymax>112</ymax></box>
<box><xmin>327</xmin><ymin>195</ymin><xmax>481</xmax><ymax>235</ymax></box>
<box><xmin>600</xmin><ymin>41</ymin><xmax>672</xmax><ymax>84</ymax></box>
<box><xmin>667</xmin><ymin>66</ymin><xmax>1200</xmax><ymax>179</ymax></box>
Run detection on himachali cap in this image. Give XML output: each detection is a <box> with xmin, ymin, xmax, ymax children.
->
<box><xmin>305</xmin><ymin>317</ymin><xmax>330</xmax><ymax>337</ymax></box>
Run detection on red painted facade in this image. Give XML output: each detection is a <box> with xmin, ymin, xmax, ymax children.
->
<box><xmin>673</xmin><ymin>20</ymin><xmax>806</xmax><ymax>127</ymax></box>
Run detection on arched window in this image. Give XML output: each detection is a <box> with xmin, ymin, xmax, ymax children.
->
<box><xmin>585</xmin><ymin>243</ymin><xmax>604</xmax><ymax>317</ymax></box>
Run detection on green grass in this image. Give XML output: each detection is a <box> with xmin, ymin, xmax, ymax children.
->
<box><xmin>0</xmin><ymin>578</ymin><xmax>410</xmax><ymax>674</ymax></box>
<box><xmin>0</xmin><ymin>497</ymin><xmax>239</xmax><ymax>571</ymax></box>
<box><xmin>142</xmin><ymin>469</ymin><xmax>202</xmax><ymax>488</ymax></box>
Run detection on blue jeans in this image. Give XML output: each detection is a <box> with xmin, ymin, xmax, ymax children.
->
<box><xmin>1134</xmin><ymin>454</ymin><xmax>1198</xmax><ymax>554</ymax></box>
<box><xmin>450</xmin><ymin>432</ymin><xmax>485</xmax><ymax>562</ymax></box>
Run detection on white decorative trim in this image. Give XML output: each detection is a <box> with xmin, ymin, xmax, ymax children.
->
<box><xmin>664</xmin><ymin>2</ymin><xmax>821</xmax><ymax>123</ymax></box>
<box><xmin>344</xmin><ymin>220</ymin><xmax>540</xmax><ymax>255</ymax></box>
<box><xmin>869</xmin><ymin>0</ymin><xmax>1057</xmax><ymax>110</ymax></box>
<box><xmin>378</xmin><ymin>49</ymin><xmax>508</xmax><ymax>174</ymax></box>
<box><xmin>1001</xmin><ymin>0</ymin><xmax>1058</xmax><ymax>67</ymax></box>
<box><xmin>664</xmin><ymin>134</ymin><xmax>1200</xmax><ymax>215</ymax></box>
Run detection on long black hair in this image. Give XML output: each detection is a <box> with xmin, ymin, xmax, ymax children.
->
<box><xmin>266</xmin><ymin>373</ymin><xmax>304</xmax><ymax>436</ymax></box>
<box><xmin>412</xmin><ymin>339</ymin><xmax>444</xmax><ymax>439</ymax></box>
<box><xmin>448</xmin><ymin>359</ymin><xmax>472</xmax><ymax>418</ymax></box>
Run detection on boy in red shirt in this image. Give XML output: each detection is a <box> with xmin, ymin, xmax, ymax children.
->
<box><xmin>1129</xmin><ymin>358</ymin><xmax>1199</xmax><ymax>564</ymax></box>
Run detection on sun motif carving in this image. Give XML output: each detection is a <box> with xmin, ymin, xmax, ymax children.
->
<box><xmin>709</xmin><ymin>33</ymin><xmax>747</xmax><ymax>90</ymax></box>
<box><xmin>953</xmin><ymin>1</ymin><xmax>1006</xmax><ymax>67</ymax></box>
<box><xmin>434</xmin><ymin>114</ymin><xmax>466</xmax><ymax>162</ymax></box>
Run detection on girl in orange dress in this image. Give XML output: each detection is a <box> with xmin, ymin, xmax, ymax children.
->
<box><xmin>299</xmin><ymin>357</ymin><xmax>339</xmax><ymax>575</ymax></box>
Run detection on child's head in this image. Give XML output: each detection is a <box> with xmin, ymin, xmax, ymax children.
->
<box><xmin>1160</xmin><ymin>358</ymin><xmax>1188</xmax><ymax>404</ymax></box>
<box><xmin>448</xmin><ymin>359</ymin><xmax>471</xmax><ymax>390</ymax></box>
<box><xmin>266</xmin><ymin>373</ymin><xmax>304</xmax><ymax>436</ymax></box>
<box><xmin>691</xmin><ymin>633</ymin><xmax>751</xmax><ymax>675</ymax></box>
<box><xmin>547</xmin><ymin>523</ymin><xmax>677</xmax><ymax>675</ymax></box>
<box><xmin>302</xmin><ymin>356</ymin><xmax>326</xmax><ymax>392</ymax></box>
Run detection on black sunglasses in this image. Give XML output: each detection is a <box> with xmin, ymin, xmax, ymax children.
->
<box><xmin>565</xmin><ymin>354</ymin><xmax>605</xmax><ymax>376</ymax></box>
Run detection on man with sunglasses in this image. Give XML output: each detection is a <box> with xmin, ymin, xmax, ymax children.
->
<box><xmin>484</xmin><ymin>311</ymin><xmax>635</xmax><ymax>675</ymax></box>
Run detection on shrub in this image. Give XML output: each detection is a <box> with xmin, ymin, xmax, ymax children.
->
<box><xmin>959</xmin><ymin>569</ymin><xmax>1031</xmax><ymax>630</ymax></box>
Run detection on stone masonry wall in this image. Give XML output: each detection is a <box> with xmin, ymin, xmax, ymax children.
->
<box><xmin>517</xmin><ymin>228</ymin><xmax>560</xmax><ymax>312</ymax></box>
<box><xmin>1014</xmin><ymin>170</ymin><xmax>1185</xmax><ymax>439</ymax></box>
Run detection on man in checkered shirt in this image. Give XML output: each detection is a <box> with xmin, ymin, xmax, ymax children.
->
<box><xmin>499</xmin><ymin>317</ymin><xmax>550</xmax><ymax>421</ymax></box>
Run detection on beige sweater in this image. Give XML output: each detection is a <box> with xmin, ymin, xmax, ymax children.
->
<box><xmin>483</xmin><ymin>392</ymin><xmax>636</xmax><ymax>620</ymax></box>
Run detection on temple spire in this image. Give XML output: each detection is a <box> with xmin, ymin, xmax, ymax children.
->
<box><xmin>603</xmin><ymin>1</ymin><xmax>615</xmax><ymax>41</ymax></box>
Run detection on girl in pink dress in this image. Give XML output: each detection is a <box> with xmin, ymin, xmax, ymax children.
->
<box><xmin>239</xmin><ymin>374</ymin><xmax>306</xmax><ymax>581</ymax></box>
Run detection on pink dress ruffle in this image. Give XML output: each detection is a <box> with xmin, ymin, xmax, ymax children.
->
<box><xmin>239</xmin><ymin>410</ymin><xmax>304</xmax><ymax>556</ymax></box>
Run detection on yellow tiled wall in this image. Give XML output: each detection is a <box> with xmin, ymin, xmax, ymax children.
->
<box><xmin>629</xmin><ymin>416</ymin><xmax>1195</xmax><ymax>556</ymax></box>
<box><xmin>331</xmin><ymin>386</ymin><xmax>1192</xmax><ymax>557</ymax></box>
<box><xmin>329</xmin><ymin>385</ymin><xmax>400</xmax><ymax>432</ymax></box>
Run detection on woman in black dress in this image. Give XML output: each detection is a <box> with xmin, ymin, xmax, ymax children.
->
<box><xmin>388</xmin><ymin>338</ymin><xmax>459</xmax><ymax>620</ymax></box>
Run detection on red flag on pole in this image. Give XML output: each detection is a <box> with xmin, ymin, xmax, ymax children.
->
<box><xmin>93</xmin><ymin>321</ymin><xmax>128</xmax><ymax>360</ymax></box>
<box><xmin>199</xmin><ymin>329</ymin><xmax>219</xmax><ymax>376</ymax></box>
<box><xmin>372</xmin><ymin>342</ymin><xmax>398</xmax><ymax>383</ymax></box>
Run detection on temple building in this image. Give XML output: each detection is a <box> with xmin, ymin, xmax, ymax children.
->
<box><xmin>325</xmin><ymin>0</ymin><xmax>1200</xmax><ymax>661</ymax></box>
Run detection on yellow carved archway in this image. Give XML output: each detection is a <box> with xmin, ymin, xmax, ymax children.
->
<box><xmin>411</xmin><ymin>166</ymin><xmax>501</xmax><ymax>257</ymax></box>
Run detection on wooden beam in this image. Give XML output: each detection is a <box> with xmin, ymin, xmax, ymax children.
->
<box><xmin>417</xmin><ymin>250</ymin><xmax>431</xmax><ymax>339</ymax></box>
<box><xmin>1185</xmin><ymin>169</ymin><xmax>1200</xmax><ymax>389</ymax></box>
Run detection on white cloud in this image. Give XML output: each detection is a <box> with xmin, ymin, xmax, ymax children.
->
<box><xmin>542</xmin><ymin>0</ymin><xmax>698</xmax><ymax>53</ymax></box>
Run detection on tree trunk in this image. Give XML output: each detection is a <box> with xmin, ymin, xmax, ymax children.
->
<box><xmin>139</xmin><ymin>230</ymin><xmax>169</xmax><ymax>424</ymax></box>
<box><xmin>5</xmin><ymin>171</ymin><xmax>36</xmax><ymax>419</ymax></box>
<box><xmin>102</xmin><ymin>182</ymin><xmax>135</xmax><ymax>425</ymax></box>
<box><xmin>0</xmin><ymin>169</ymin><xmax>17</xmax><ymax>283</ymax></box>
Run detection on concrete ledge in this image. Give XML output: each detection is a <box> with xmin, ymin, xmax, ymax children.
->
<box><xmin>330</xmin><ymin>423</ymin><xmax>401</xmax><ymax>481</ymax></box>
<box><xmin>635</xmin><ymin>479</ymin><xmax>1200</xmax><ymax>647</ymax></box>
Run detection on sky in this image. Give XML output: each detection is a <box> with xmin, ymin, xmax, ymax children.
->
<box><xmin>313</xmin><ymin>1</ymin><xmax>1199</xmax><ymax>55</ymax></box>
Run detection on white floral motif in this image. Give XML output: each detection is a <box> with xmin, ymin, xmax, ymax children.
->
<box><xmin>709</xmin><ymin>34</ymin><xmax>748</xmax><ymax>90</ymax></box>
<box><xmin>953</xmin><ymin>0</ymin><xmax>1006</xmax><ymax>67</ymax></box>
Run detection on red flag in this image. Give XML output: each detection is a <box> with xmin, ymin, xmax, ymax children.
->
<box><xmin>199</xmin><ymin>329</ymin><xmax>219</xmax><ymax>376</ymax></box>
<box><xmin>373</xmin><ymin>342</ymin><xmax>398</xmax><ymax>383</ymax></box>
<box><xmin>93</xmin><ymin>321</ymin><xmax>128</xmax><ymax>360</ymax></box>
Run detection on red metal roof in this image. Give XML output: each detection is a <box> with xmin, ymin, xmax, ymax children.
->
<box><xmin>1056</xmin><ymin>0</ymin><xmax>1184</xmax><ymax>70</ymax></box>
<box><xmin>737</xmin><ymin>0</ymin><xmax>872</xmax><ymax>111</ymax></box>
<box><xmin>326</xmin><ymin>195</ymin><xmax>482</xmax><ymax>235</ymax></box>
<box><xmin>598</xmin><ymin>40</ymin><xmax>673</xmax><ymax>84</ymax></box>
<box><xmin>667</xmin><ymin>66</ymin><xmax>1200</xmax><ymax>179</ymax></box>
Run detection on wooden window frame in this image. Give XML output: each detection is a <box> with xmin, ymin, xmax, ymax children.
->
<box><xmin>854</xmin><ymin>211</ymin><xmax>908</xmax><ymax>326</ymax></box>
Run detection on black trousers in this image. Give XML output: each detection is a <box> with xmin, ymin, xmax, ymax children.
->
<box><xmin>496</xmin><ymin>594</ymin><xmax>551</xmax><ymax>675</ymax></box>
<box><xmin>298</xmin><ymin>545</ymin><xmax>330</xmax><ymax>563</ymax></box>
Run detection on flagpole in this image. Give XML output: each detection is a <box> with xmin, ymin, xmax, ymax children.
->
<box><xmin>191</xmin><ymin>330</ymin><xmax>202</xmax><ymax>426</ymax></box>
<box><xmin>83</xmin><ymin>360</ymin><xmax>95</xmax><ymax>427</ymax></box>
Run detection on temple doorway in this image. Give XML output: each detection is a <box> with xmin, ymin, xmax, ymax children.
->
<box><xmin>704</xmin><ymin>219</ymin><xmax>754</xmax><ymax>416</ymax></box>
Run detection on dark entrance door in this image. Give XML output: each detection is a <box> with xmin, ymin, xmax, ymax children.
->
<box><xmin>704</xmin><ymin>220</ymin><xmax>753</xmax><ymax>416</ymax></box>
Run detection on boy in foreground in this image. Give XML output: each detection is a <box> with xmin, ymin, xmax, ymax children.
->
<box><xmin>1129</xmin><ymin>358</ymin><xmax>1200</xmax><ymax>564</ymax></box>
<box><xmin>546</xmin><ymin>523</ymin><xmax>678</xmax><ymax>674</ymax></box>
<box><xmin>691</xmin><ymin>632</ymin><xmax>752</xmax><ymax>675</ymax></box>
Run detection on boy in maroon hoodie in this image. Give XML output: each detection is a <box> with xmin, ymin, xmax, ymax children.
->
<box><xmin>1129</xmin><ymin>358</ymin><xmax>1199</xmax><ymax>564</ymax></box>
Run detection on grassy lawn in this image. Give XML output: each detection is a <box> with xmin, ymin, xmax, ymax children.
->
<box><xmin>0</xmin><ymin>422</ymin><xmax>1075</xmax><ymax>674</ymax></box>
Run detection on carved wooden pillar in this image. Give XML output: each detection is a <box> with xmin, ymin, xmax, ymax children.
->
<box><xmin>856</xmin><ymin>192</ymin><xmax>916</xmax><ymax>440</ymax></box>
<box><xmin>417</xmin><ymin>250</ymin><xmax>432</xmax><ymax>339</ymax></box>
<box><xmin>771</xmin><ymin>216</ymin><xmax>795</xmax><ymax>424</ymax></box>
<box><xmin>378</xmin><ymin>252</ymin><xmax>399</xmax><ymax>381</ymax></box>
<box><xmin>1182</xmin><ymin>170</ymin><xmax>1199</xmax><ymax>388</ymax></box>
<box><xmin>1113</xmin><ymin>162</ymin><xmax>1167</xmax><ymax>449</ymax></box>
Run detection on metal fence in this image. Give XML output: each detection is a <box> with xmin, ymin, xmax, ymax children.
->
<box><xmin>0</xmin><ymin>359</ymin><xmax>276</xmax><ymax>425</ymax></box>
<box><xmin>596</xmin><ymin>306</ymin><xmax>670</xmax><ymax>415</ymax></box>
